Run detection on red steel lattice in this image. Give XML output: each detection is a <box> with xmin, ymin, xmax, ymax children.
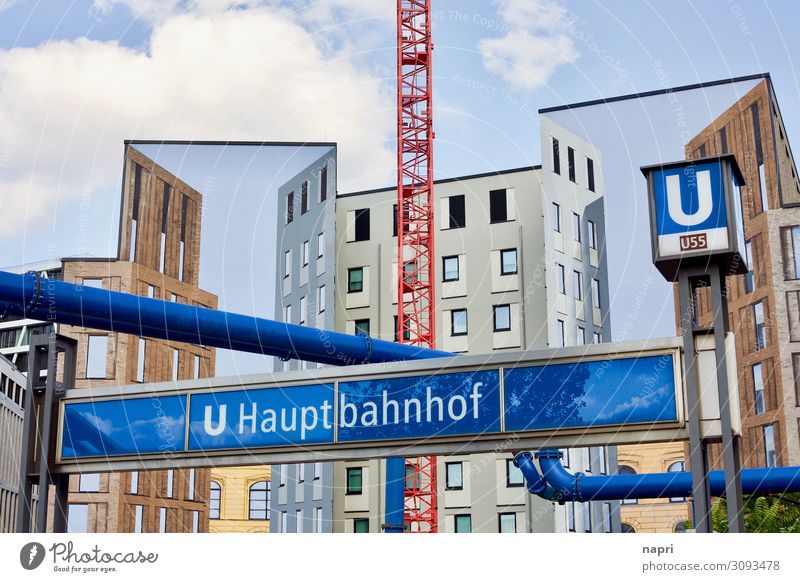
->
<box><xmin>396</xmin><ymin>0</ymin><xmax>437</xmax><ymax>533</ymax></box>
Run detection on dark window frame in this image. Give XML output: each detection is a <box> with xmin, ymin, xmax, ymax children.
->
<box><xmin>552</xmin><ymin>137</ymin><xmax>561</xmax><ymax>175</ymax></box>
<box><xmin>586</xmin><ymin>157</ymin><xmax>595</xmax><ymax>192</ymax></box>
<box><xmin>489</xmin><ymin>189</ymin><xmax>509</xmax><ymax>224</ymax></box>
<box><xmin>568</xmin><ymin>147</ymin><xmax>576</xmax><ymax>183</ymax></box>
<box><xmin>506</xmin><ymin>459</ymin><xmax>524</xmax><ymax>487</ymax></box>
<box><xmin>347</xmin><ymin>267</ymin><xmax>364</xmax><ymax>293</ymax></box>
<box><xmin>493</xmin><ymin>304</ymin><xmax>511</xmax><ymax>332</ymax></box>
<box><xmin>450</xmin><ymin>309</ymin><xmax>468</xmax><ymax>337</ymax></box>
<box><xmin>346</xmin><ymin>467</ymin><xmax>363</xmax><ymax>495</ymax></box>
<box><xmin>499</xmin><ymin>248</ymin><xmax>518</xmax><ymax>276</ymax></box>
<box><xmin>442</xmin><ymin>255</ymin><xmax>460</xmax><ymax>282</ymax></box>
<box><xmin>454</xmin><ymin>514</ymin><xmax>472</xmax><ymax>533</ymax></box>
<box><xmin>445</xmin><ymin>461</ymin><xmax>464</xmax><ymax>490</ymax></box>
<box><xmin>448</xmin><ymin>194</ymin><xmax>466</xmax><ymax>229</ymax></box>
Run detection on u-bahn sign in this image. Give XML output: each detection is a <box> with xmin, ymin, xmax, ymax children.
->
<box><xmin>642</xmin><ymin>154</ymin><xmax>747</xmax><ymax>282</ymax></box>
<box><xmin>56</xmin><ymin>338</ymin><xmax>687</xmax><ymax>473</ymax></box>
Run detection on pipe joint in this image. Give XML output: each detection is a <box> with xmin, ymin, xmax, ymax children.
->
<box><xmin>24</xmin><ymin>271</ymin><xmax>43</xmax><ymax>315</ymax></box>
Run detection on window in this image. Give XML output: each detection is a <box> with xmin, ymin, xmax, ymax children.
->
<box><xmin>719</xmin><ymin>126</ymin><xmax>728</xmax><ymax>153</ymax></box>
<box><xmin>573</xmin><ymin>270</ymin><xmax>583</xmax><ymax>300</ymax></box>
<box><xmin>172</xmin><ymin>349</ymin><xmax>179</xmax><ymax>382</ymax></box>
<box><xmin>583</xmin><ymin>502</ymin><xmax>592</xmax><ymax>532</ymax></box>
<box><xmin>209</xmin><ymin>481</ymin><xmax>221</xmax><ymax>519</ymax></box>
<box><xmin>315</xmin><ymin>508</ymin><xmax>323</xmax><ymax>533</ymax></box>
<box><xmin>302</xmin><ymin>240</ymin><xmax>309</xmax><ymax>266</ymax></box>
<box><xmin>299</xmin><ymin>296</ymin><xmax>307</xmax><ymax>324</ymax></box>
<box><xmin>500</xmin><ymin>249</ymin><xmax>518</xmax><ymax>275</ymax></box>
<box><xmin>159</xmin><ymin>507</ymin><xmax>167</xmax><ymax>533</ymax></box>
<box><xmin>745</xmin><ymin>239</ymin><xmax>755</xmax><ymax>292</ymax></box>
<box><xmin>602</xmin><ymin>503</ymin><xmax>611</xmax><ymax>533</ymax></box>
<box><xmin>668</xmin><ymin>461</ymin><xmax>686</xmax><ymax>502</ymax></box>
<box><xmin>86</xmin><ymin>335</ymin><xmax>108</xmax><ymax>379</ymax></box>
<box><xmin>754</xmin><ymin>301</ymin><xmax>766</xmax><ymax>349</ymax></box>
<box><xmin>354</xmin><ymin>319</ymin><xmax>370</xmax><ymax>337</ymax></box>
<box><xmin>577</xmin><ymin>327</ymin><xmax>586</xmax><ymax>345</ymax></box>
<box><xmin>562</xmin><ymin>449</ymin><xmax>570</xmax><ymax>468</ymax></box>
<box><xmin>283</xmin><ymin>250</ymin><xmax>291</xmax><ymax>279</ymax></box>
<box><xmin>591</xmin><ymin>278</ymin><xmax>601</xmax><ymax>309</ymax></box>
<box><xmin>67</xmin><ymin>504</ymin><xmax>89</xmax><ymax>533</ymax></box>
<box><xmin>454</xmin><ymin>514</ymin><xmax>472</xmax><ymax>533</ymax></box>
<box><xmin>782</xmin><ymin>226</ymin><xmax>800</xmax><ymax>280</ymax></box>
<box><xmin>764</xmin><ymin>424</ymin><xmax>777</xmax><ymax>467</ymax></box>
<box><xmin>354</xmin><ymin>209</ymin><xmax>370</xmax><ymax>241</ymax></box>
<box><xmin>451</xmin><ymin>309</ymin><xmax>468</xmax><ymax>336</ymax></box>
<box><xmin>621</xmin><ymin>523</ymin><xmax>636</xmax><ymax>533</ymax></box>
<box><xmin>179</xmin><ymin>197</ymin><xmax>188</xmax><ymax>281</ymax></box>
<box><xmin>567</xmin><ymin>502</ymin><xmax>575</xmax><ymax>532</ymax></box>
<box><xmin>130</xmin><ymin>471</ymin><xmax>139</xmax><ymax>495</ymax></box>
<box><xmin>494</xmin><ymin>304</ymin><xmax>511</xmax><ymax>332</ymax></box>
<box><xmin>79</xmin><ymin>473</ymin><xmax>100</xmax><ymax>493</ymax></box>
<box><xmin>593</xmin><ymin>332</ymin><xmax>602</xmax><ymax>344</ymax></box>
<box><xmin>296</xmin><ymin>509</ymin><xmax>303</xmax><ymax>533</ymax></box>
<box><xmin>286</xmin><ymin>192</ymin><xmax>294</xmax><ymax>224</ymax></box>
<box><xmin>552</xmin><ymin>202</ymin><xmax>561</xmax><ymax>232</ymax></box>
<box><xmin>192</xmin><ymin>510</ymin><xmax>199</xmax><ymax>533</ymax></box>
<box><xmin>557</xmin><ymin>263</ymin><xmax>566</xmax><ymax>294</ymax></box>
<box><xmin>320</xmin><ymin>166</ymin><xmax>328</xmax><ymax>202</ymax></box>
<box><xmin>572</xmin><ymin>212</ymin><xmax>581</xmax><ymax>242</ymax></box>
<box><xmin>166</xmin><ymin>469</ymin><xmax>174</xmax><ymax>498</ymax></box>
<box><xmin>134</xmin><ymin>505</ymin><xmax>143</xmax><ymax>533</ymax></box>
<box><xmin>249</xmin><ymin>481</ymin><xmax>270</xmax><ymax>520</ymax></box>
<box><xmin>136</xmin><ymin>338</ymin><xmax>145</xmax><ymax>383</ymax></box>
<box><xmin>354</xmin><ymin>518</ymin><xmax>369</xmax><ymax>533</ymax></box>
<box><xmin>298</xmin><ymin>463</ymin><xmax>305</xmax><ymax>483</ymax></box>
<box><xmin>280</xmin><ymin>512</ymin><xmax>287</xmax><ymax>533</ymax></box>
<box><xmin>445</xmin><ymin>462</ymin><xmax>463</xmax><ymax>490</ymax></box>
<box><xmin>506</xmin><ymin>459</ymin><xmax>523</xmax><ymax>487</ymax></box>
<box><xmin>279</xmin><ymin>464</ymin><xmax>287</xmax><ymax>486</ymax></box>
<box><xmin>448</xmin><ymin>194</ymin><xmax>466</xmax><ymax>228</ymax></box>
<box><xmin>753</xmin><ymin>363</ymin><xmax>766</xmax><ymax>414</ymax></box>
<box><xmin>582</xmin><ymin>448</ymin><xmax>591</xmax><ymax>472</ymax></box>
<box><xmin>618</xmin><ymin>465</ymin><xmax>637</xmax><ymax>504</ymax></box>
<box><xmin>567</xmin><ymin>147</ymin><xmax>576</xmax><ymax>182</ymax></box>
<box><xmin>489</xmin><ymin>189</ymin><xmax>508</xmax><ymax>223</ymax></box>
<box><xmin>313</xmin><ymin>462</ymin><xmax>322</xmax><ymax>480</ymax></box>
<box><xmin>317</xmin><ymin>285</ymin><xmax>326</xmax><ymax>314</ymax></box>
<box><xmin>596</xmin><ymin>447</ymin><xmax>607</xmax><ymax>474</ymax></box>
<box><xmin>393</xmin><ymin>202</ymin><xmax>410</xmax><ymax>237</ymax></box>
<box><xmin>552</xmin><ymin>137</ymin><xmax>560</xmax><ymax>174</ymax></box>
<box><xmin>697</xmin><ymin>143</ymin><xmax>707</xmax><ymax>157</ymax></box>
<box><xmin>405</xmin><ymin>464</ymin><xmax>418</xmax><ymax>490</ymax></box>
<box><xmin>130</xmin><ymin>164</ymin><xmax>142</xmax><ymax>262</ymax></box>
<box><xmin>499</xmin><ymin>513</ymin><xmax>517</xmax><ymax>533</ymax></box>
<box><xmin>194</xmin><ymin>355</ymin><xmax>201</xmax><ymax>379</ymax></box>
<box><xmin>301</xmin><ymin>181</ymin><xmax>309</xmax><ymax>214</ymax></box>
<box><xmin>284</xmin><ymin>304</ymin><xmax>292</xmax><ymax>324</ymax></box>
<box><xmin>587</xmin><ymin>158</ymin><xmax>595</xmax><ymax>192</ymax></box>
<box><xmin>588</xmin><ymin>221</ymin><xmax>597</xmax><ymax>250</ymax></box>
<box><xmin>317</xmin><ymin>232</ymin><xmax>324</xmax><ymax>258</ymax></box>
<box><xmin>394</xmin><ymin>316</ymin><xmax>411</xmax><ymax>342</ymax></box>
<box><xmin>443</xmin><ymin>256</ymin><xmax>460</xmax><ymax>282</ymax></box>
<box><xmin>557</xmin><ymin>319</ymin><xmax>565</xmax><ymax>347</ymax></box>
<box><xmin>348</xmin><ymin>267</ymin><xmax>364</xmax><ymax>293</ymax></box>
<box><xmin>188</xmin><ymin>469</ymin><xmax>195</xmax><ymax>501</ymax></box>
<box><xmin>346</xmin><ymin>467</ymin><xmax>363</xmax><ymax>494</ymax></box>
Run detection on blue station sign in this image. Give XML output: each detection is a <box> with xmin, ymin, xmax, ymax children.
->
<box><xmin>57</xmin><ymin>341</ymin><xmax>686</xmax><ymax>471</ymax></box>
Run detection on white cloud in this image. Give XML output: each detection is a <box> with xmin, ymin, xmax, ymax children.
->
<box><xmin>477</xmin><ymin>0</ymin><xmax>579</xmax><ymax>91</ymax></box>
<box><xmin>0</xmin><ymin>0</ymin><xmax>18</xmax><ymax>13</ymax></box>
<box><xmin>0</xmin><ymin>7</ymin><xmax>395</xmax><ymax>239</ymax></box>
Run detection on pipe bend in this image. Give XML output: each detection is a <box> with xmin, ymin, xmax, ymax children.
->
<box><xmin>513</xmin><ymin>452</ymin><xmax>559</xmax><ymax>501</ymax></box>
<box><xmin>536</xmin><ymin>449</ymin><xmax>582</xmax><ymax>501</ymax></box>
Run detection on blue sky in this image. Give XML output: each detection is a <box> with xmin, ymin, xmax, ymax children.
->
<box><xmin>1</xmin><ymin>0</ymin><xmax>799</xmax><ymax>374</ymax></box>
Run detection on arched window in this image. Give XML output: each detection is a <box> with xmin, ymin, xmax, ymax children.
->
<box><xmin>668</xmin><ymin>461</ymin><xmax>686</xmax><ymax>502</ymax></box>
<box><xmin>621</xmin><ymin>523</ymin><xmax>636</xmax><ymax>533</ymax></box>
<box><xmin>618</xmin><ymin>465</ymin><xmax>638</xmax><ymax>505</ymax></box>
<box><xmin>209</xmin><ymin>481</ymin><xmax>221</xmax><ymax>520</ymax></box>
<box><xmin>673</xmin><ymin>521</ymin><xmax>688</xmax><ymax>533</ymax></box>
<box><xmin>249</xmin><ymin>481</ymin><xmax>270</xmax><ymax>520</ymax></box>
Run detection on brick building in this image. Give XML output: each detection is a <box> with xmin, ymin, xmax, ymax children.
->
<box><xmin>60</xmin><ymin>145</ymin><xmax>217</xmax><ymax>532</ymax></box>
<box><xmin>683</xmin><ymin>77</ymin><xmax>800</xmax><ymax>470</ymax></box>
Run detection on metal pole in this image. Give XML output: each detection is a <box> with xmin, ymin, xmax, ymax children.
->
<box><xmin>677</xmin><ymin>268</ymin><xmax>712</xmax><ymax>533</ymax></box>
<box><xmin>709</xmin><ymin>266</ymin><xmax>745</xmax><ymax>532</ymax></box>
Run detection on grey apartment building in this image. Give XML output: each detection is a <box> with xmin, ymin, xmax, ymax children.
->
<box><xmin>270</xmin><ymin>120</ymin><xmax>619</xmax><ymax>533</ymax></box>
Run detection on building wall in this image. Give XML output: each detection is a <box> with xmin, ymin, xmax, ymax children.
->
<box><xmin>58</xmin><ymin>145</ymin><xmax>217</xmax><ymax>533</ymax></box>
<box><xmin>270</xmin><ymin>148</ymin><xmax>337</xmax><ymax>531</ymax></box>
<box><xmin>684</xmin><ymin>79</ymin><xmax>800</xmax><ymax>469</ymax></box>
<box><xmin>209</xmin><ymin>466</ymin><xmax>271</xmax><ymax>533</ymax></box>
<box><xmin>0</xmin><ymin>355</ymin><xmax>26</xmax><ymax>532</ymax></box>
<box><xmin>618</xmin><ymin>442</ymin><xmax>692</xmax><ymax>533</ymax></box>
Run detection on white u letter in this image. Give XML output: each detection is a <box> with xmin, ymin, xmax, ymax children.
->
<box><xmin>203</xmin><ymin>404</ymin><xmax>227</xmax><ymax>436</ymax></box>
<box><xmin>666</xmin><ymin>170</ymin><xmax>712</xmax><ymax>226</ymax></box>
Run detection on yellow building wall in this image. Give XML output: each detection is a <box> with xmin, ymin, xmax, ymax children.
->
<box><xmin>618</xmin><ymin>443</ymin><xmax>692</xmax><ymax>533</ymax></box>
<box><xmin>209</xmin><ymin>466</ymin><xmax>271</xmax><ymax>533</ymax></box>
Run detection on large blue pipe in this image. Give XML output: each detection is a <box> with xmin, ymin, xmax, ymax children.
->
<box><xmin>0</xmin><ymin>270</ymin><xmax>452</xmax><ymax>367</ymax></box>
<box><xmin>514</xmin><ymin>450</ymin><xmax>800</xmax><ymax>502</ymax></box>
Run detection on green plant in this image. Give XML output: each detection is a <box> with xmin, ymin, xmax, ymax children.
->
<box><xmin>711</xmin><ymin>493</ymin><xmax>800</xmax><ymax>533</ymax></box>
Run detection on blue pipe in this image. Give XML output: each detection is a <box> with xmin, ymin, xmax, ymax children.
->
<box><xmin>517</xmin><ymin>449</ymin><xmax>800</xmax><ymax>502</ymax></box>
<box><xmin>0</xmin><ymin>270</ymin><xmax>452</xmax><ymax>367</ymax></box>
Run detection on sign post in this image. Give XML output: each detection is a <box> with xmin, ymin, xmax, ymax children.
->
<box><xmin>643</xmin><ymin>154</ymin><xmax>746</xmax><ymax>533</ymax></box>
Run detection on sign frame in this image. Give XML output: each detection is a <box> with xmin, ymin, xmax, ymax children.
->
<box><xmin>55</xmin><ymin>337</ymin><xmax>686</xmax><ymax>474</ymax></box>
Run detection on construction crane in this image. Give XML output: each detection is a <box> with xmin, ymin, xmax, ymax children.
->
<box><xmin>393</xmin><ymin>0</ymin><xmax>437</xmax><ymax>533</ymax></box>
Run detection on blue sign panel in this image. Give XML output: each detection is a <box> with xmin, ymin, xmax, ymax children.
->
<box><xmin>61</xmin><ymin>395</ymin><xmax>186</xmax><ymax>459</ymax></box>
<box><xmin>503</xmin><ymin>355</ymin><xmax>678</xmax><ymax>432</ymax></box>
<box><xmin>187</xmin><ymin>384</ymin><xmax>335</xmax><ymax>451</ymax></box>
<box><xmin>337</xmin><ymin>370</ymin><xmax>501</xmax><ymax>442</ymax></box>
<box><xmin>652</xmin><ymin>160</ymin><xmax>728</xmax><ymax>256</ymax></box>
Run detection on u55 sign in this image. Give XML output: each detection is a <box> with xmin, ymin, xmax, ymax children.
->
<box><xmin>56</xmin><ymin>339</ymin><xmax>686</xmax><ymax>473</ymax></box>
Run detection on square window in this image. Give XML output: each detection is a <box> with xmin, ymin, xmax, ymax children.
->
<box><xmin>500</xmin><ymin>249</ymin><xmax>518</xmax><ymax>275</ymax></box>
<box><xmin>506</xmin><ymin>459</ymin><xmax>523</xmax><ymax>487</ymax></box>
<box><xmin>443</xmin><ymin>256</ymin><xmax>460</xmax><ymax>282</ymax></box>
<box><xmin>445</xmin><ymin>462</ymin><xmax>463</xmax><ymax>490</ymax></box>
<box><xmin>346</xmin><ymin>467</ymin><xmax>363</xmax><ymax>494</ymax></box>
<box><xmin>86</xmin><ymin>335</ymin><xmax>108</xmax><ymax>379</ymax></box>
<box><xmin>348</xmin><ymin>267</ymin><xmax>364</xmax><ymax>293</ymax></box>
<box><xmin>354</xmin><ymin>319</ymin><xmax>370</xmax><ymax>337</ymax></box>
<box><xmin>494</xmin><ymin>304</ymin><xmax>511</xmax><ymax>332</ymax></box>
<box><xmin>451</xmin><ymin>309</ymin><xmax>468</xmax><ymax>336</ymax></box>
<box><xmin>353</xmin><ymin>518</ymin><xmax>369</xmax><ymax>533</ymax></box>
<box><xmin>79</xmin><ymin>473</ymin><xmax>100</xmax><ymax>493</ymax></box>
<box><xmin>499</xmin><ymin>512</ymin><xmax>517</xmax><ymax>533</ymax></box>
<box><xmin>454</xmin><ymin>514</ymin><xmax>471</xmax><ymax>533</ymax></box>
